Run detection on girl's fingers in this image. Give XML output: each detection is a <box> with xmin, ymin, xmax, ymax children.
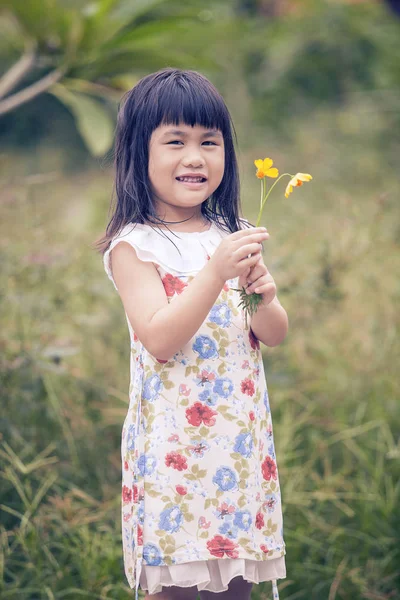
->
<box><xmin>246</xmin><ymin>264</ymin><xmax>268</xmax><ymax>285</ymax></box>
<box><xmin>247</xmin><ymin>277</ymin><xmax>275</xmax><ymax>294</ymax></box>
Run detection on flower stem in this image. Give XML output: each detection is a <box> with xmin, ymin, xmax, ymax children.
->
<box><xmin>255</xmin><ymin>173</ymin><xmax>292</xmax><ymax>227</ymax></box>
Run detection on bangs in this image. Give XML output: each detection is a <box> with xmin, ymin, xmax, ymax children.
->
<box><xmin>142</xmin><ymin>71</ymin><xmax>232</xmax><ymax>136</ymax></box>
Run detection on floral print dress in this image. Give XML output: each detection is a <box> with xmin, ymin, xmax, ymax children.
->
<box><xmin>103</xmin><ymin>220</ymin><xmax>286</xmax><ymax>600</ymax></box>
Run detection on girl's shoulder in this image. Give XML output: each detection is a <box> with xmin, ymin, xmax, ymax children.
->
<box><xmin>103</xmin><ymin>219</ymin><xmax>230</xmax><ymax>290</ymax></box>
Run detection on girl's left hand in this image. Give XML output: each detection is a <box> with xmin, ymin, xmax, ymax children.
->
<box><xmin>238</xmin><ymin>254</ymin><xmax>277</xmax><ymax>307</ymax></box>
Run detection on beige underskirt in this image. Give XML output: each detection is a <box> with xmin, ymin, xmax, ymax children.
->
<box><xmin>139</xmin><ymin>556</ymin><xmax>286</xmax><ymax>595</ymax></box>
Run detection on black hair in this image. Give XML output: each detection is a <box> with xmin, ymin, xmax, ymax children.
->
<box><xmin>97</xmin><ymin>67</ymin><xmax>251</xmax><ymax>256</ymax></box>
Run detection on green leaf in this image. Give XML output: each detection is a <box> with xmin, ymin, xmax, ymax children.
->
<box><xmin>49</xmin><ymin>84</ymin><xmax>114</xmax><ymax>156</ymax></box>
<box><xmin>217</xmin><ymin>364</ymin><xmax>226</xmax><ymax>375</ymax></box>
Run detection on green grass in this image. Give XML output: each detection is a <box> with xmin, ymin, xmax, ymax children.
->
<box><xmin>1</xmin><ymin>100</ymin><xmax>399</xmax><ymax>599</ymax></box>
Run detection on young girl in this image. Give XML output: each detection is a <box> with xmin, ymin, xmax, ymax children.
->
<box><xmin>101</xmin><ymin>68</ymin><xmax>288</xmax><ymax>600</ymax></box>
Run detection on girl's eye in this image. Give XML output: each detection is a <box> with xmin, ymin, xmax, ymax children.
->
<box><xmin>166</xmin><ymin>140</ymin><xmax>217</xmax><ymax>146</ymax></box>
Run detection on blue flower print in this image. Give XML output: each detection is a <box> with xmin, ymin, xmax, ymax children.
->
<box><xmin>263</xmin><ymin>389</ymin><xmax>270</xmax><ymax>413</ymax></box>
<box><xmin>137</xmin><ymin>504</ymin><xmax>145</xmax><ymax>525</ymax></box>
<box><xmin>233</xmin><ymin>510</ymin><xmax>252</xmax><ymax>531</ymax></box>
<box><xmin>193</xmin><ymin>335</ymin><xmax>219</xmax><ymax>359</ymax></box>
<box><xmin>143</xmin><ymin>542</ymin><xmax>163</xmax><ymax>566</ymax></box>
<box><xmin>219</xmin><ymin>518</ymin><xmax>239</xmax><ymax>539</ymax></box>
<box><xmin>199</xmin><ymin>388</ymin><xmax>219</xmax><ymax>407</ymax></box>
<box><xmin>268</xmin><ymin>443</ymin><xmax>275</xmax><ymax>459</ymax></box>
<box><xmin>138</xmin><ymin>453</ymin><xmax>157</xmax><ymax>476</ymax></box>
<box><xmin>233</xmin><ymin>432</ymin><xmax>254</xmax><ymax>458</ymax></box>
<box><xmin>264</xmin><ymin>494</ymin><xmax>277</xmax><ymax>513</ymax></box>
<box><xmin>213</xmin><ymin>377</ymin><xmax>234</xmax><ymax>398</ymax></box>
<box><xmin>126</xmin><ymin>424</ymin><xmax>136</xmax><ymax>451</ymax></box>
<box><xmin>189</xmin><ymin>439</ymin><xmax>210</xmax><ymax>458</ymax></box>
<box><xmin>143</xmin><ymin>374</ymin><xmax>163</xmax><ymax>402</ymax></box>
<box><xmin>209</xmin><ymin>303</ymin><xmax>232</xmax><ymax>327</ymax></box>
<box><xmin>213</xmin><ymin>466</ymin><xmax>238</xmax><ymax>491</ymax></box>
<box><xmin>159</xmin><ymin>505</ymin><xmax>183</xmax><ymax>533</ymax></box>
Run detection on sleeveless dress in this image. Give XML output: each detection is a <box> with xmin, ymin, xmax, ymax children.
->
<box><xmin>103</xmin><ymin>219</ymin><xmax>286</xmax><ymax>600</ymax></box>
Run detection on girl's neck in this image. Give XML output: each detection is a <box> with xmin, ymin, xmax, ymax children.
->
<box><xmin>146</xmin><ymin>215</ymin><xmax>211</xmax><ymax>233</ymax></box>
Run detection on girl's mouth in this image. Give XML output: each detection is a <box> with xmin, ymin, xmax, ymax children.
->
<box><xmin>176</xmin><ymin>176</ymin><xmax>207</xmax><ymax>188</ymax></box>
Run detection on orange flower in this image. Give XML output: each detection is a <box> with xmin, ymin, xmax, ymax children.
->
<box><xmin>254</xmin><ymin>158</ymin><xmax>279</xmax><ymax>179</ymax></box>
<box><xmin>285</xmin><ymin>173</ymin><xmax>312</xmax><ymax>198</ymax></box>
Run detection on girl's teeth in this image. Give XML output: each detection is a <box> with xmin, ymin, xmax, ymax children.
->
<box><xmin>178</xmin><ymin>177</ymin><xmax>204</xmax><ymax>182</ymax></box>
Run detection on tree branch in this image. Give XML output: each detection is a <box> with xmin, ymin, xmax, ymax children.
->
<box><xmin>0</xmin><ymin>47</ymin><xmax>36</xmax><ymax>99</ymax></box>
<box><xmin>0</xmin><ymin>66</ymin><xmax>67</xmax><ymax>117</ymax></box>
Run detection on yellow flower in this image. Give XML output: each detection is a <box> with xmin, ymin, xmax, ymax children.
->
<box><xmin>285</xmin><ymin>173</ymin><xmax>313</xmax><ymax>198</ymax></box>
<box><xmin>254</xmin><ymin>158</ymin><xmax>279</xmax><ymax>179</ymax></box>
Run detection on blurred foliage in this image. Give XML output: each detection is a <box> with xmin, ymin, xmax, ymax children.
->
<box><xmin>1</xmin><ymin>0</ymin><xmax>400</xmax><ymax>158</ymax></box>
<box><xmin>0</xmin><ymin>0</ymin><xmax>225</xmax><ymax>154</ymax></box>
<box><xmin>1</xmin><ymin>0</ymin><xmax>400</xmax><ymax>599</ymax></box>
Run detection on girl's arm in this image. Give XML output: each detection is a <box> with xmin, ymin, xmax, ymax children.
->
<box><xmin>110</xmin><ymin>241</ymin><xmax>225</xmax><ymax>361</ymax></box>
<box><xmin>250</xmin><ymin>296</ymin><xmax>289</xmax><ymax>347</ymax></box>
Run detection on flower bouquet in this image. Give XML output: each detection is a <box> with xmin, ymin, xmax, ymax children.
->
<box><xmin>233</xmin><ymin>157</ymin><xmax>312</xmax><ymax>327</ymax></box>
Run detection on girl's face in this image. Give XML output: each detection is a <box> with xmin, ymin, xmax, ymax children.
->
<box><xmin>148</xmin><ymin>123</ymin><xmax>225</xmax><ymax>217</ymax></box>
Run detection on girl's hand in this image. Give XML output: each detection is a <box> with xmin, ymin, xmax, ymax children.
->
<box><xmin>238</xmin><ymin>254</ymin><xmax>277</xmax><ymax>307</ymax></box>
<box><xmin>209</xmin><ymin>227</ymin><xmax>270</xmax><ymax>283</ymax></box>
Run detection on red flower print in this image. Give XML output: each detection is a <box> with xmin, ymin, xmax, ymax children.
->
<box><xmin>256</xmin><ymin>512</ymin><xmax>264</xmax><ymax>530</ymax></box>
<box><xmin>122</xmin><ymin>485</ymin><xmax>132</xmax><ymax>503</ymax></box>
<box><xmin>196</xmin><ymin>369</ymin><xmax>216</xmax><ymax>387</ymax></box>
<box><xmin>263</xmin><ymin>497</ymin><xmax>277</xmax><ymax>512</ymax></box>
<box><xmin>223</xmin><ymin>282</ymin><xmax>230</xmax><ymax>292</ymax></box>
<box><xmin>162</xmin><ymin>273</ymin><xmax>187</xmax><ymax>297</ymax></box>
<box><xmin>179</xmin><ymin>384</ymin><xmax>191</xmax><ymax>396</ymax></box>
<box><xmin>198</xmin><ymin>516</ymin><xmax>211</xmax><ymax>529</ymax></box>
<box><xmin>261</xmin><ymin>456</ymin><xmax>277</xmax><ymax>481</ymax></box>
<box><xmin>242</xmin><ymin>360</ymin><xmax>250</xmax><ymax>369</ymax></box>
<box><xmin>241</xmin><ymin>378</ymin><xmax>255</xmax><ymax>396</ymax></box>
<box><xmin>165</xmin><ymin>451</ymin><xmax>188</xmax><ymax>471</ymax></box>
<box><xmin>168</xmin><ymin>433</ymin><xmax>180</xmax><ymax>443</ymax></box>
<box><xmin>156</xmin><ymin>358</ymin><xmax>169</xmax><ymax>364</ymax></box>
<box><xmin>132</xmin><ymin>484</ymin><xmax>144</xmax><ymax>502</ymax></box>
<box><xmin>249</xmin><ymin>411</ymin><xmax>255</xmax><ymax>421</ymax></box>
<box><xmin>186</xmin><ymin>402</ymin><xmax>218</xmax><ymax>427</ymax></box>
<box><xmin>217</xmin><ymin>502</ymin><xmax>236</xmax><ymax>518</ymax></box>
<box><xmin>260</xmin><ymin>544</ymin><xmax>269</xmax><ymax>554</ymax></box>
<box><xmin>124</xmin><ymin>460</ymin><xmax>129</xmax><ymax>470</ymax></box>
<box><xmin>207</xmin><ymin>535</ymin><xmax>239</xmax><ymax>559</ymax></box>
<box><xmin>138</xmin><ymin>524</ymin><xmax>143</xmax><ymax>546</ymax></box>
<box><xmin>249</xmin><ymin>328</ymin><xmax>260</xmax><ymax>350</ymax></box>
<box><xmin>133</xmin><ymin>332</ymin><xmax>138</xmax><ymax>342</ymax></box>
<box><xmin>176</xmin><ymin>485</ymin><xmax>188</xmax><ymax>496</ymax></box>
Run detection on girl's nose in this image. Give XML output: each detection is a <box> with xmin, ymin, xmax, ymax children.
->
<box><xmin>183</xmin><ymin>152</ymin><xmax>204</xmax><ymax>168</ymax></box>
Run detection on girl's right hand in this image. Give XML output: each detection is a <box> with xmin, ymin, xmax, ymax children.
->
<box><xmin>209</xmin><ymin>227</ymin><xmax>270</xmax><ymax>284</ymax></box>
